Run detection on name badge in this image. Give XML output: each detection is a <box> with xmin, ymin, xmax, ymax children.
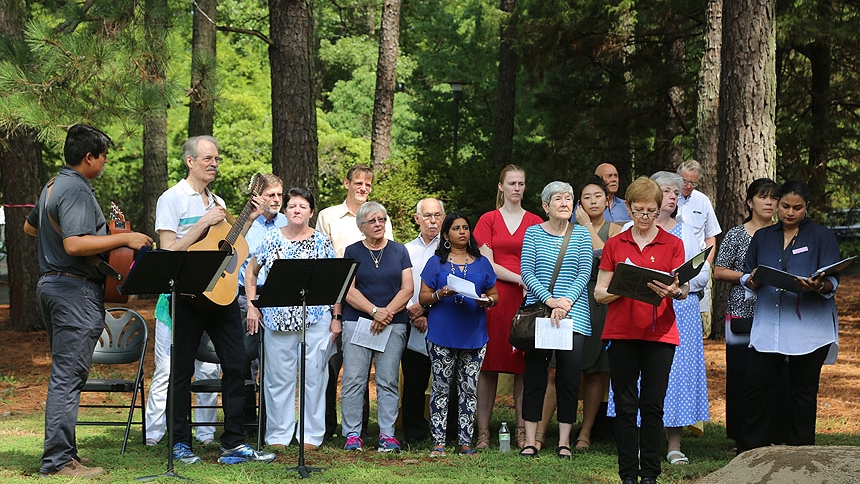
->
<box><xmin>792</xmin><ymin>246</ymin><xmax>809</xmax><ymax>255</ymax></box>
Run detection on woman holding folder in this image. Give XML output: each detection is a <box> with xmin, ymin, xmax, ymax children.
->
<box><xmin>739</xmin><ymin>180</ymin><xmax>841</xmax><ymax>452</ymax></box>
<box><xmin>418</xmin><ymin>212</ymin><xmax>498</xmax><ymax>457</ymax></box>
<box><xmin>341</xmin><ymin>201</ymin><xmax>413</xmax><ymax>453</ymax></box>
<box><xmin>518</xmin><ymin>181</ymin><xmax>593</xmax><ymax>459</ymax></box>
<box><xmin>594</xmin><ymin>177</ymin><xmax>687</xmax><ymax>484</ymax></box>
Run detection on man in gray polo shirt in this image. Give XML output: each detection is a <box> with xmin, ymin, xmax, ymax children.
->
<box><xmin>25</xmin><ymin>124</ymin><xmax>153</xmax><ymax>478</ymax></box>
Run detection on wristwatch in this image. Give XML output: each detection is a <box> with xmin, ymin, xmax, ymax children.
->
<box><xmin>371</xmin><ymin>306</ymin><xmax>378</xmax><ymax>316</ymax></box>
<box><xmin>332</xmin><ymin>314</ymin><xmax>343</xmax><ymax>321</ymax></box>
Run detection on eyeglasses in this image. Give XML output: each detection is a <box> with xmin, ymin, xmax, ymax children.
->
<box><xmin>196</xmin><ymin>155</ymin><xmax>222</xmax><ymax>164</ymax></box>
<box><xmin>263</xmin><ymin>193</ymin><xmax>283</xmax><ymax>199</ymax></box>
<box><xmin>682</xmin><ymin>179</ymin><xmax>699</xmax><ymax>188</ymax></box>
<box><xmin>420</xmin><ymin>212</ymin><xmax>444</xmax><ymax>220</ymax></box>
<box><xmin>630</xmin><ymin>210</ymin><xmax>659</xmax><ymax>219</ymax></box>
<box><xmin>361</xmin><ymin>216</ymin><xmax>388</xmax><ymax>226</ymax></box>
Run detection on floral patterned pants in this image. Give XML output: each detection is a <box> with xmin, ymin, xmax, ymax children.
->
<box><xmin>427</xmin><ymin>341</ymin><xmax>486</xmax><ymax>446</ymax></box>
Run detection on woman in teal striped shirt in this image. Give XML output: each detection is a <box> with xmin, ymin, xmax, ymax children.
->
<box><xmin>518</xmin><ymin>181</ymin><xmax>593</xmax><ymax>458</ymax></box>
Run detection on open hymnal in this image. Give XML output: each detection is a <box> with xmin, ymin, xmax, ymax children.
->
<box><xmin>752</xmin><ymin>256</ymin><xmax>855</xmax><ymax>293</ymax></box>
<box><xmin>607</xmin><ymin>246</ymin><xmax>713</xmax><ymax>305</ymax></box>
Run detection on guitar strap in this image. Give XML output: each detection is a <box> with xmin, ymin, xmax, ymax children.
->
<box><xmin>44</xmin><ymin>177</ymin><xmax>121</xmax><ymax>280</ymax></box>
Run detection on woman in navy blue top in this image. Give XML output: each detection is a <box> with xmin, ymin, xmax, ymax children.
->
<box><xmin>419</xmin><ymin>212</ymin><xmax>498</xmax><ymax>457</ymax></box>
<box><xmin>739</xmin><ymin>180</ymin><xmax>841</xmax><ymax>452</ymax></box>
<box><xmin>341</xmin><ymin>201</ymin><xmax>413</xmax><ymax>453</ymax></box>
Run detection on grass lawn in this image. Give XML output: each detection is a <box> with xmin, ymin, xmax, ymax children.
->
<box><xmin>0</xmin><ymin>404</ymin><xmax>810</xmax><ymax>483</ymax></box>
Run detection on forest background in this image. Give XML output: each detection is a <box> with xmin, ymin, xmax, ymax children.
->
<box><xmin>1</xmin><ymin>0</ymin><xmax>859</xmax><ymax>333</ymax></box>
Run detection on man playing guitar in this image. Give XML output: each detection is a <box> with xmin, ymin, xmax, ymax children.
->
<box><xmin>155</xmin><ymin>135</ymin><xmax>275</xmax><ymax>465</ymax></box>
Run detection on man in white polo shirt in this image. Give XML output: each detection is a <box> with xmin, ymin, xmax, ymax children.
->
<box><xmin>676</xmin><ymin>159</ymin><xmax>721</xmax><ymax>337</ymax></box>
<box><xmin>316</xmin><ymin>164</ymin><xmax>393</xmax><ymax>440</ymax></box>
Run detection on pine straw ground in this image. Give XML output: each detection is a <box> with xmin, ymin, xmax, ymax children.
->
<box><xmin>1</xmin><ymin>278</ymin><xmax>859</xmax><ymax>433</ymax></box>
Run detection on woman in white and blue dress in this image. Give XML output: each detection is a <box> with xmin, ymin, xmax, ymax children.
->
<box><xmin>245</xmin><ymin>187</ymin><xmax>340</xmax><ymax>449</ymax></box>
<box><xmin>650</xmin><ymin>171</ymin><xmax>710</xmax><ymax>465</ymax></box>
<box><xmin>713</xmin><ymin>178</ymin><xmax>779</xmax><ymax>445</ymax></box>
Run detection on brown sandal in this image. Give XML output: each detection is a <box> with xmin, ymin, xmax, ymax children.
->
<box><xmin>534</xmin><ymin>432</ymin><xmax>545</xmax><ymax>451</ymax></box>
<box><xmin>515</xmin><ymin>426</ymin><xmax>526</xmax><ymax>449</ymax></box>
<box><xmin>475</xmin><ymin>427</ymin><xmax>490</xmax><ymax>450</ymax></box>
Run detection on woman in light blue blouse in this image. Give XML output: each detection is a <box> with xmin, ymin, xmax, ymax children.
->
<box><xmin>245</xmin><ymin>187</ymin><xmax>340</xmax><ymax>449</ymax></box>
<box><xmin>418</xmin><ymin>212</ymin><xmax>498</xmax><ymax>457</ymax></box>
<box><xmin>739</xmin><ymin>180</ymin><xmax>841</xmax><ymax>452</ymax></box>
<box><xmin>518</xmin><ymin>181</ymin><xmax>593</xmax><ymax>458</ymax></box>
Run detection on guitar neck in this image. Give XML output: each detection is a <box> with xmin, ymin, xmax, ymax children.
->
<box><xmin>224</xmin><ymin>200</ymin><xmax>256</xmax><ymax>246</ymax></box>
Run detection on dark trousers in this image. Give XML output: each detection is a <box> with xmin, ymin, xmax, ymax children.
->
<box><xmin>38</xmin><ymin>276</ymin><xmax>105</xmax><ymax>474</ymax></box>
<box><xmin>522</xmin><ymin>334</ymin><xmax>585</xmax><ymax>423</ymax></box>
<box><xmin>171</xmin><ymin>295</ymin><xmax>247</xmax><ymax>448</ymax></box>
<box><xmin>737</xmin><ymin>345</ymin><xmax>830</xmax><ymax>453</ymax></box>
<box><xmin>401</xmin><ymin>348</ymin><xmax>431</xmax><ymax>441</ymax></box>
<box><xmin>325</xmin><ymin>334</ymin><xmax>370</xmax><ymax>438</ymax></box>
<box><xmin>608</xmin><ymin>340</ymin><xmax>675</xmax><ymax>482</ymax></box>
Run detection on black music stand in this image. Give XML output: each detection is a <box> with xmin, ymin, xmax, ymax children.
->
<box><xmin>120</xmin><ymin>248</ymin><xmax>229</xmax><ymax>481</ymax></box>
<box><xmin>254</xmin><ymin>258</ymin><xmax>358</xmax><ymax>479</ymax></box>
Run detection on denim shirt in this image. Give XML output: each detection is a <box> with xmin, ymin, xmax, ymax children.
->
<box><xmin>743</xmin><ymin>218</ymin><xmax>840</xmax><ymax>363</ymax></box>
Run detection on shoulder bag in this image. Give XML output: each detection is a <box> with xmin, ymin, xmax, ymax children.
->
<box><xmin>509</xmin><ymin>223</ymin><xmax>574</xmax><ymax>351</ymax></box>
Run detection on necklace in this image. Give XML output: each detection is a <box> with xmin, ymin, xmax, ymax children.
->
<box><xmin>449</xmin><ymin>255</ymin><xmax>470</xmax><ymax>305</ymax></box>
<box><xmin>368</xmin><ymin>247</ymin><xmax>384</xmax><ymax>269</ymax></box>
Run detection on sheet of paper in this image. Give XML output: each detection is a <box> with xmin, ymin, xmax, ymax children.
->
<box><xmin>534</xmin><ymin>317</ymin><xmax>573</xmax><ymax>350</ymax></box>
<box><xmin>406</xmin><ymin>323</ymin><xmax>428</xmax><ymax>355</ymax></box>
<box><xmin>446</xmin><ymin>273</ymin><xmax>489</xmax><ymax>301</ymax></box>
<box><xmin>350</xmin><ymin>317</ymin><xmax>394</xmax><ymax>352</ymax></box>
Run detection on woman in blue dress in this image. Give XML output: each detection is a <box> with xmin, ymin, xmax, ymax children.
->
<box><xmin>650</xmin><ymin>171</ymin><xmax>710</xmax><ymax>465</ymax></box>
<box><xmin>418</xmin><ymin>212</ymin><xmax>498</xmax><ymax>457</ymax></box>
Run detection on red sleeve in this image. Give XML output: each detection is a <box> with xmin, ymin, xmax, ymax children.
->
<box><xmin>473</xmin><ymin>211</ymin><xmax>495</xmax><ymax>249</ymax></box>
<box><xmin>600</xmin><ymin>235</ymin><xmax>620</xmax><ymax>272</ymax></box>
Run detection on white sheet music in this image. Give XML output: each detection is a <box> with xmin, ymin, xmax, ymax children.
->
<box><xmin>406</xmin><ymin>324</ymin><xmax>428</xmax><ymax>355</ymax></box>
<box><xmin>534</xmin><ymin>317</ymin><xmax>573</xmax><ymax>350</ymax></box>
<box><xmin>350</xmin><ymin>317</ymin><xmax>394</xmax><ymax>352</ymax></box>
<box><xmin>446</xmin><ymin>274</ymin><xmax>490</xmax><ymax>301</ymax></box>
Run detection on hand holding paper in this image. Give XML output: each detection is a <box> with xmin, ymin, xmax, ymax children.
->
<box><xmin>446</xmin><ymin>274</ymin><xmax>490</xmax><ymax>301</ymax></box>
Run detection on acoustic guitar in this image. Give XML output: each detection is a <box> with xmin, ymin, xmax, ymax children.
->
<box><xmin>105</xmin><ymin>202</ymin><xmax>134</xmax><ymax>303</ymax></box>
<box><xmin>188</xmin><ymin>173</ymin><xmax>265</xmax><ymax>306</ymax></box>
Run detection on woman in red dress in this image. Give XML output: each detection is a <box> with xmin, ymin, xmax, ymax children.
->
<box><xmin>473</xmin><ymin>164</ymin><xmax>544</xmax><ymax>449</ymax></box>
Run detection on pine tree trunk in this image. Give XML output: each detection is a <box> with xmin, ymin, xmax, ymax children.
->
<box><xmin>188</xmin><ymin>0</ymin><xmax>217</xmax><ymax>137</ymax></box>
<box><xmin>0</xmin><ymin>0</ymin><xmax>44</xmax><ymax>331</ymax></box>
<box><xmin>805</xmin><ymin>0</ymin><xmax>833</xmax><ymax>210</ymax></box>
<box><xmin>492</xmin><ymin>0</ymin><xmax>517</xmax><ymax>169</ymax></box>
<box><xmin>715</xmin><ymin>0</ymin><xmax>776</xmax><ymax>335</ymax></box>
<box><xmin>370</xmin><ymin>0</ymin><xmax>401</xmax><ymax>169</ymax></box>
<box><xmin>695</xmin><ymin>0</ymin><xmax>722</xmax><ymax>191</ymax></box>
<box><xmin>143</xmin><ymin>0</ymin><xmax>169</xmax><ymax>238</ymax></box>
<box><xmin>269</xmin><ymin>0</ymin><xmax>318</xmax><ymax>195</ymax></box>
<box><xmin>0</xmin><ymin>131</ymin><xmax>45</xmax><ymax>331</ymax></box>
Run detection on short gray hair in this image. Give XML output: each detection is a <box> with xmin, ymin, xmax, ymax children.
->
<box><xmin>183</xmin><ymin>135</ymin><xmax>219</xmax><ymax>161</ymax></box>
<box><xmin>415</xmin><ymin>198</ymin><xmax>445</xmax><ymax>215</ymax></box>
<box><xmin>676</xmin><ymin>159</ymin><xmax>702</xmax><ymax>176</ymax></box>
<box><xmin>651</xmin><ymin>171</ymin><xmax>683</xmax><ymax>193</ymax></box>
<box><xmin>541</xmin><ymin>181</ymin><xmax>574</xmax><ymax>205</ymax></box>
<box><xmin>356</xmin><ymin>201</ymin><xmax>388</xmax><ymax>226</ymax></box>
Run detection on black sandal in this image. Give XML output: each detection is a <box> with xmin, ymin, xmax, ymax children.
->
<box><xmin>556</xmin><ymin>445</ymin><xmax>572</xmax><ymax>460</ymax></box>
<box><xmin>518</xmin><ymin>445</ymin><xmax>538</xmax><ymax>457</ymax></box>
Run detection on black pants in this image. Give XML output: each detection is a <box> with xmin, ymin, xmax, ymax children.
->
<box><xmin>522</xmin><ymin>334</ymin><xmax>585</xmax><ymax>423</ymax></box>
<box><xmin>608</xmin><ymin>340</ymin><xmax>675</xmax><ymax>482</ymax></box>
<box><xmin>170</xmin><ymin>295</ymin><xmax>247</xmax><ymax>448</ymax></box>
<box><xmin>737</xmin><ymin>345</ymin><xmax>829</xmax><ymax>452</ymax></box>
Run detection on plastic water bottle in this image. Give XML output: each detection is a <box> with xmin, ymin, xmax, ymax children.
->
<box><xmin>499</xmin><ymin>421</ymin><xmax>511</xmax><ymax>453</ymax></box>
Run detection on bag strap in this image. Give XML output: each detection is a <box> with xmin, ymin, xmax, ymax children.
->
<box><xmin>548</xmin><ymin>222</ymin><xmax>574</xmax><ymax>293</ymax></box>
<box><xmin>44</xmin><ymin>175</ymin><xmax>119</xmax><ymax>279</ymax></box>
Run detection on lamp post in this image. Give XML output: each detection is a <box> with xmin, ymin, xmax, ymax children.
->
<box><xmin>447</xmin><ymin>81</ymin><xmax>466</xmax><ymax>161</ymax></box>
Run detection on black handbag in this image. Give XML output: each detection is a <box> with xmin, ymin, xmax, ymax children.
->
<box><xmin>509</xmin><ymin>223</ymin><xmax>574</xmax><ymax>351</ymax></box>
<box><xmin>729</xmin><ymin>316</ymin><xmax>753</xmax><ymax>334</ymax></box>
